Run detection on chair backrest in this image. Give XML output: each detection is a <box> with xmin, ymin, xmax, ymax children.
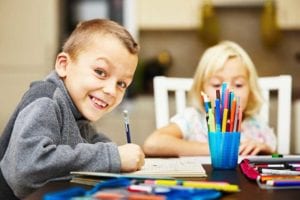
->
<box><xmin>153</xmin><ymin>75</ymin><xmax>292</xmax><ymax>154</ymax></box>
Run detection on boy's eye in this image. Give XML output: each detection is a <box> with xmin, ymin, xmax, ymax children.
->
<box><xmin>95</xmin><ymin>69</ymin><xmax>107</xmax><ymax>78</ymax></box>
<box><xmin>117</xmin><ymin>81</ymin><xmax>127</xmax><ymax>89</ymax></box>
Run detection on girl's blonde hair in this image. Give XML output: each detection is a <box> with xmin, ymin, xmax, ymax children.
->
<box><xmin>189</xmin><ymin>41</ymin><xmax>263</xmax><ymax>119</ymax></box>
<box><xmin>62</xmin><ymin>19</ymin><xmax>139</xmax><ymax>61</ymax></box>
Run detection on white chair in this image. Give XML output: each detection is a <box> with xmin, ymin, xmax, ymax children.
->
<box><xmin>153</xmin><ymin>75</ymin><xmax>292</xmax><ymax>154</ymax></box>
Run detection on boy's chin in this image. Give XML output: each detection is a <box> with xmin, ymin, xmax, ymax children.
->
<box><xmin>85</xmin><ymin>108</ymin><xmax>116</xmax><ymax>121</ymax></box>
<box><xmin>84</xmin><ymin>112</ymin><xmax>106</xmax><ymax>122</ymax></box>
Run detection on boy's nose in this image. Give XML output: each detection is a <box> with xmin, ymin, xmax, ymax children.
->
<box><xmin>103</xmin><ymin>81</ymin><xmax>117</xmax><ymax>97</ymax></box>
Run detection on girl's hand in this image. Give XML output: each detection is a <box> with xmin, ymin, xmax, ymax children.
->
<box><xmin>239</xmin><ymin>139</ymin><xmax>271</xmax><ymax>155</ymax></box>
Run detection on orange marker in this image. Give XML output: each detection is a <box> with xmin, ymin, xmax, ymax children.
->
<box><xmin>229</xmin><ymin>98</ymin><xmax>236</xmax><ymax>132</ymax></box>
<box><xmin>237</xmin><ymin>106</ymin><xmax>242</xmax><ymax>132</ymax></box>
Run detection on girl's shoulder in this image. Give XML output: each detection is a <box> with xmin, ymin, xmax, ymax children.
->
<box><xmin>180</xmin><ymin>107</ymin><xmax>205</xmax><ymax>116</ymax></box>
<box><xmin>243</xmin><ymin>114</ymin><xmax>269</xmax><ymax>128</ymax></box>
<box><xmin>170</xmin><ymin>106</ymin><xmax>206</xmax><ymax>122</ymax></box>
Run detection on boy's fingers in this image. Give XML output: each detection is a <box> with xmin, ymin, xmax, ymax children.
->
<box><xmin>140</xmin><ymin>158</ymin><xmax>145</xmax><ymax>166</ymax></box>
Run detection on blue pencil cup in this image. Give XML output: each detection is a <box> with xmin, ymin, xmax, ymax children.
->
<box><xmin>208</xmin><ymin>132</ymin><xmax>241</xmax><ymax>169</ymax></box>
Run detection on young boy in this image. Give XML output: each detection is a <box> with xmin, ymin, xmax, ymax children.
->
<box><xmin>0</xmin><ymin>19</ymin><xmax>145</xmax><ymax>199</ymax></box>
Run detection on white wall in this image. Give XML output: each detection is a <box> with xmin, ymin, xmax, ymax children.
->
<box><xmin>0</xmin><ymin>0</ymin><xmax>59</xmax><ymax>130</ymax></box>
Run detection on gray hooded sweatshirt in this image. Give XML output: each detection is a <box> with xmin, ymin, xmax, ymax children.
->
<box><xmin>0</xmin><ymin>71</ymin><xmax>121</xmax><ymax>198</ymax></box>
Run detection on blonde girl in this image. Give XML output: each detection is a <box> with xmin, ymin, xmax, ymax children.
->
<box><xmin>143</xmin><ymin>41</ymin><xmax>276</xmax><ymax>156</ymax></box>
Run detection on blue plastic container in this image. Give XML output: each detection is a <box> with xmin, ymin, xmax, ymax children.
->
<box><xmin>208</xmin><ymin>132</ymin><xmax>241</xmax><ymax>169</ymax></box>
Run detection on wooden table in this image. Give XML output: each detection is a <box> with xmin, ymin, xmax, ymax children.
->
<box><xmin>25</xmin><ymin>165</ymin><xmax>300</xmax><ymax>200</ymax></box>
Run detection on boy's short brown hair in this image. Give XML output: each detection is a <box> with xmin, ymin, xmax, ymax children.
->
<box><xmin>63</xmin><ymin>19</ymin><xmax>139</xmax><ymax>60</ymax></box>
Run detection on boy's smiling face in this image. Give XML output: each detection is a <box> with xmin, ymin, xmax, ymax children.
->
<box><xmin>55</xmin><ymin>34</ymin><xmax>138</xmax><ymax>121</ymax></box>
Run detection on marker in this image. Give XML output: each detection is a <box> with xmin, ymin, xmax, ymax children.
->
<box><xmin>94</xmin><ymin>192</ymin><xmax>126</xmax><ymax>199</ymax></box>
<box><xmin>260</xmin><ymin>168</ymin><xmax>300</xmax><ymax>175</ymax></box>
<box><xmin>233</xmin><ymin>97</ymin><xmax>240</xmax><ymax>132</ymax></box>
<box><xmin>147</xmin><ymin>179</ymin><xmax>179</xmax><ymax>186</ymax></box>
<box><xmin>221</xmin><ymin>82</ymin><xmax>227</xmax><ymax>105</ymax></box>
<box><xmin>183</xmin><ymin>181</ymin><xmax>239</xmax><ymax>192</ymax></box>
<box><xmin>220</xmin><ymin>83</ymin><xmax>227</xmax><ymax>117</ymax></box>
<box><xmin>216</xmin><ymin>89</ymin><xmax>221</xmax><ymax>100</ymax></box>
<box><xmin>95</xmin><ymin>189</ymin><xmax>165</xmax><ymax>200</ymax></box>
<box><xmin>290</xmin><ymin>164</ymin><xmax>300</xmax><ymax>167</ymax></box>
<box><xmin>255</xmin><ymin>164</ymin><xmax>286</xmax><ymax>168</ymax></box>
<box><xmin>208</xmin><ymin>108</ymin><xmax>215</xmax><ymax>132</ymax></box>
<box><xmin>143</xmin><ymin>179</ymin><xmax>239</xmax><ymax>192</ymax></box>
<box><xmin>201</xmin><ymin>91</ymin><xmax>211</xmax><ymax>113</ymax></box>
<box><xmin>129</xmin><ymin>184</ymin><xmax>222</xmax><ymax>199</ymax></box>
<box><xmin>128</xmin><ymin>185</ymin><xmax>153</xmax><ymax>193</ymax></box>
<box><xmin>260</xmin><ymin>175</ymin><xmax>300</xmax><ymax>182</ymax></box>
<box><xmin>223</xmin><ymin>89</ymin><xmax>229</xmax><ymax>109</ymax></box>
<box><xmin>272</xmin><ymin>153</ymin><xmax>283</xmax><ymax>158</ymax></box>
<box><xmin>237</xmin><ymin>105</ymin><xmax>242</xmax><ymax>132</ymax></box>
<box><xmin>221</xmin><ymin>108</ymin><xmax>228</xmax><ymax>133</ymax></box>
<box><xmin>258</xmin><ymin>167</ymin><xmax>288</xmax><ymax>173</ymax></box>
<box><xmin>215</xmin><ymin>98</ymin><xmax>221</xmax><ymax>132</ymax></box>
<box><xmin>123</xmin><ymin>110</ymin><xmax>131</xmax><ymax>143</ymax></box>
<box><xmin>266</xmin><ymin>179</ymin><xmax>300</xmax><ymax>187</ymax></box>
<box><xmin>229</xmin><ymin>98</ymin><xmax>236</xmax><ymax>132</ymax></box>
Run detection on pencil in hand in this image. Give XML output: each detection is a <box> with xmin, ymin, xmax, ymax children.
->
<box><xmin>123</xmin><ymin>110</ymin><xmax>131</xmax><ymax>143</ymax></box>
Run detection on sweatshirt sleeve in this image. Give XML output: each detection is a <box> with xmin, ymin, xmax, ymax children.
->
<box><xmin>77</xmin><ymin>120</ymin><xmax>112</xmax><ymax>143</ymax></box>
<box><xmin>1</xmin><ymin>98</ymin><xmax>121</xmax><ymax>198</ymax></box>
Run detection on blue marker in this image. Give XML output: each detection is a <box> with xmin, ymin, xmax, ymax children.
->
<box><xmin>221</xmin><ymin>82</ymin><xmax>227</xmax><ymax>107</ymax></box>
<box><xmin>43</xmin><ymin>187</ymin><xmax>86</xmax><ymax>200</ymax></box>
<box><xmin>215</xmin><ymin>98</ymin><xmax>221</xmax><ymax>132</ymax></box>
<box><xmin>267</xmin><ymin>180</ymin><xmax>300</xmax><ymax>187</ymax></box>
<box><xmin>86</xmin><ymin>178</ymin><xmax>131</xmax><ymax>195</ymax></box>
<box><xmin>201</xmin><ymin>91</ymin><xmax>211</xmax><ymax>113</ymax></box>
<box><xmin>220</xmin><ymin>82</ymin><xmax>227</xmax><ymax>118</ymax></box>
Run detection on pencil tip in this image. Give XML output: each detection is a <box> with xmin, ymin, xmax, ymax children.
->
<box><xmin>123</xmin><ymin>110</ymin><xmax>129</xmax><ymax>118</ymax></box>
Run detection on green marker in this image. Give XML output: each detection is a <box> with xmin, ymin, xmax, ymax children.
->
<box><xmin>272</xmin><ymin>153</ymin><xmax>283</xmax><ymax>158</ymax></box>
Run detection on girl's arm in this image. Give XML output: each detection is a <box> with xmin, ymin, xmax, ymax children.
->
<box><xmin>143</xmin><ymin>123</ymin><xmax>209</xmax><ymax>157</ymax></box>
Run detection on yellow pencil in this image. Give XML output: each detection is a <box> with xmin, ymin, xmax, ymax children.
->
<box><xmin>222</xmin><ymin>108</ymin><xmax>228</xmax><ymax>132</ymax></box>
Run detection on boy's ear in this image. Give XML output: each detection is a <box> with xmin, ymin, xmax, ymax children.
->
<box><xmin>55</xmin><ymin>52</ymin><xmax>70</xmax><ymax>78</ymax></box>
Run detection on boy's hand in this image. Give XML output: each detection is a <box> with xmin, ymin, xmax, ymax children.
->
<box><xmin>239</xmin><ymin>139</ymin><xmax>271</xmax><ymax>155</ymax></box>
<box><xmin>118</xmin><ymin>144</ymin><xmax>145</xmax><ymax>172</ymax></box>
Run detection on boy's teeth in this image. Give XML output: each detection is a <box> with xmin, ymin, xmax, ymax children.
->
<box><xmin>92</xmin><ymin>97</ymin><xmax>108</xmax><ymax>107</ymax></box>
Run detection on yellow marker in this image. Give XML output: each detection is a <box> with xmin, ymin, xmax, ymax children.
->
<box><xmin>183</xmin><ymin>181</ymin><xmax>240</xmax><ymax>192</ymax></box>
<box><xmin>145</xmin><ymin>179</ymin><xmax>239</xmax><ymax>193</ymax></box>
<box><xmin>208</xmin><ymin>108</ymin><xmax>215</xmax><ymax>132</ymax></box>
<box><xmin>155</xmin><ymin>180</ymin><xmax>178</xmax><ymax>186</ymax></box>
